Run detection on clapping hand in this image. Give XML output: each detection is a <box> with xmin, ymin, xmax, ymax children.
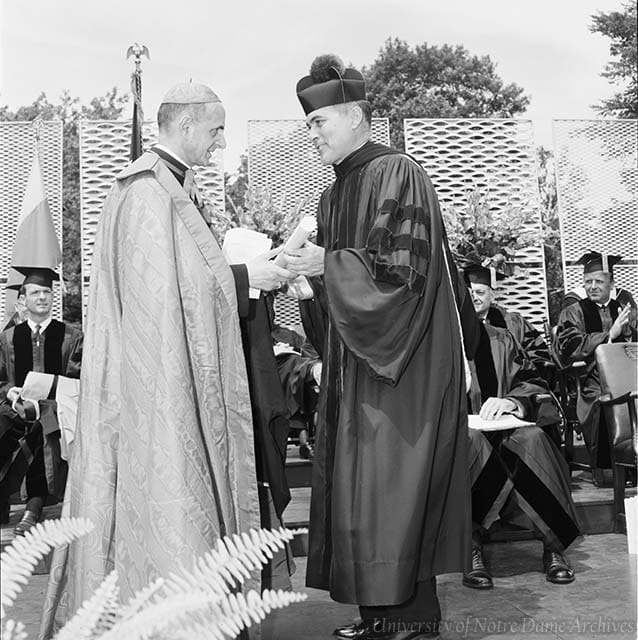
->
<box><xmin>609</xmin><ymin>304</ymin><xmax>633</xmax><ymax>340</ymax></box>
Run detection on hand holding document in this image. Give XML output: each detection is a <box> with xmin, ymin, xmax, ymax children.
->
<box><xmin>274</xmin><ymin>216</ymin><xmax>317</xmax><ymax>266</ymax></box>
<box><xmin>468</xmin><ymin>414</ymin><xmax>535</xmax><ymax>431</ymax></box>
<box><xmin>277</xmin><ymin>216</ymin><xmax>318</xmax><ymax>299</ymax></box>
<box><xmin>222</xmin><ymin>228</ymin><xmax>273</xmax><ymax>298</ymax></box>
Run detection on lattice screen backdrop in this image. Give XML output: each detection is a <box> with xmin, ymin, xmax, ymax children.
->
<box><xmin>248</xmin><ymin>118</ymin><xmax>390</xmax><ymax>328</ymax></box>
<box><xmin>405</xmin><ymin>119</ymin><xmax>548</xmax><ymax>329</ymax></box>
<box><xmin>553</xmin><ymin>119</ymin><xmax>638</xmax><ymax>295</ymax></box>
<box><xmin>79</xmin><ymin>120</ymin><xmax>225</xmax><ymax>317</ymax></box>
<box><xmin>0</xmin><ymin>121</ymin><xmax>63</xmax><ymax>322</ymax></box>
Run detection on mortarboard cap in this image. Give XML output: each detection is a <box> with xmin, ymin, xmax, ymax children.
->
<box><xmin>296</xmin><ymin>54</ymin><xmax>367</xmax><ymax>116</ymax></box>
<box><xmin>13</xmin><ymin>267</ymin><xmax>59</xmax><ymax>289</ymax></box>
<box><xmin>463</xmin><ymin>264</ymin><xmax>507</xmax><ymax>289</ymax></box>
<box><xmin>161</xmin><ymin>81</ymin><xmax>221</xmax><ymax>105</ymax></box>
<box><xmin>575</xmin><ymin>251</ymin><xmax>622</xmax><ymax>275</ymax></box>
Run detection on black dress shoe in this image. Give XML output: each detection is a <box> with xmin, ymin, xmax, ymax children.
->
<box><xmin>333</xmin><ymin>622</ymin><xmax>439</xmax><ymax>639</ymax></box>
<box><xmin>462</xmin><ymin>545</ymin><xmax>493</xmax><ymax>589</ymax></box>
<box><xmin>13</xmin><ymin>510</ymin><xmax>39</xmax><ymax>537</ymax></box>
<box><xmin>299</xmin><ymin>443</ymin><xmax>314</xmax><ymax>460</ymax></box>
<box><xmin>543</xmin><ymin>549</ymin><xmax>575</xmax><ymax>584</ymax></box>
<box><xmin>333</xmin><ymin>622</ymin><xmax>392</xmax><ymax>639</ymax></box>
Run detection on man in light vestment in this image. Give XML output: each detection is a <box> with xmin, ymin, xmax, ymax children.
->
<box><xmin>39</xmin><ymin>82</ymin><xmax>295</xmax><ymax>637</ymax></box>
<box><xmin>284</xmin><ymin>54</ymin><xmax>476</xmax><ymax>640</ymax></box>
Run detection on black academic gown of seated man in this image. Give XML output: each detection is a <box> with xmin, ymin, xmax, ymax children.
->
<box><xmin>0</xmin><ymin>319</ymin><xmax>83</xmax><ymax>507</ymax></box>
<box><xmin>556</xmin><ymin>296</ymin><xmax>638</xmax><ymax>467</ymax></box>
<box><xmin>485</xmin><ymin>304</ymin><xmax>553</xmax><ymax>384</ymax></box>
<box><xmin>468</xmin><ymin>322</ymin><xmax>581</xmax><ymax>553</ymax></box>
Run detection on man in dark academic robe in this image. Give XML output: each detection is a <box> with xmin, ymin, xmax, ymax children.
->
<box><xmin>556</xmin><ymin>252</ymin><xmax>637</xmax><ymax>468</ymax></box>
<box><xmin>0</xmin><ymin>269</ymin><xmax>82</xmax><ymax>530</ymax></box>
<box><xmin>464</xmin><ymin>264</ymin><xmax>552</xmax><ymax>382</ymax></box>
<box><xmin>463</xmin><ymin>318</ymin><xmax>580</xmax><ymax>589</ymax></box>
<box><xmin>286</xmin><ymin>55</ymin><xmax>474</xmax><ymax>640</ymax></box>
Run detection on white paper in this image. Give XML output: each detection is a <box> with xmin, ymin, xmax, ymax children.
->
<box><xmin>274</xmin><ymin>216</ymin><xmax>317</xmax><ymax>267</ymax></box>
<box><xmin>468</xmin><ymin>414</ymin><xmax>535</xmax><ymax>431</ymax></box>
<box><xmin>56</xmin><ymin>376</ymin><xmax>80</xmax><ymax>461</ymax></box>
<box><xmin>20</xmin><ymin>371</ymin><xmax>55</xmax><ymax>402</ymax></box>
<box><xmin>222</xmin><ymin>228</ymin><xmax>272</xmax><ymax>299</ymax></box>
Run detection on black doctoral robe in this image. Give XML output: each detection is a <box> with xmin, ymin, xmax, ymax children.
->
<box><xmin>468</xmin><ymin>323</ymin><xmax>581</xmax><ymax>552</ymax></box>
<box><xmin>485</xmin><ymin>304</ymin><xmax>552</xmax><ymax>382</ymax></box>
<box><xmin>556</xmin><ymin>297</ymin><xmax>637</xmax><ymax>466</ymax></box>
<box><xmin>0</xmin><ymin>320</ymin><xmax>83</xmax><ymax>502</ymax></box>
<box><xmin>305</xmin><ymin>141</ymin><xmax>471</xmax><ymax>606</ymax></box>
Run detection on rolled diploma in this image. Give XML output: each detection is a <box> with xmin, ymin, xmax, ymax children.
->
<box><xmin>274</xmin><ymin>216</ymin><xmax>317</xmax><ymax>266</ymax></box>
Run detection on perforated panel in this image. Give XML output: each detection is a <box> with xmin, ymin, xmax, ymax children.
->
<box><xmin>404</xmin><ymin>119</ymin><xmax>549</xmax><ymax>329</ymax></box>
<box><xmin>247</xmin><ymin>119</ymin><xmax>389</xmax><ymax>328</ymax></box>
<box><xmin>553</xmin><ymin>119</ymin><xmax>638</xmax><ymax>295</ymax></box>
<box><xmin>0</xmin><ymin>121</ymin><xmax>63</xmax><ymax>322</ymax></box>
<box><xmin>79</xmin><ymin>120</ymin><xmax>225</xmax><ymax>319</ymax></box>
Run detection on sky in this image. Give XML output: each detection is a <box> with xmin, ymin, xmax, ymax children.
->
<box><xmin>0</xmin><ymin>0</ymin><xmax>625</xmax><ymax>173</ymax></box>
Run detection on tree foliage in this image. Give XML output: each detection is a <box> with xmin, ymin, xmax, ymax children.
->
<box><xmin>590</xmin><ymin>1</ymin><xmax>638</xmax><ymax>118</ymax></box>
<box><xmin>0</xmin><ymin>89</ymin><xmax>128</xmax><ymax>324</ymax></box>
<box><xmin>362</xmin><ymin>38</ymin><xmax>530</xmax><ymax>149</ymax></box>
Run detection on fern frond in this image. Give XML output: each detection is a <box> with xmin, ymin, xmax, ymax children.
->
<box><xmin>118</xmin><ymin>577</ymin><xmax>165</xmax><ymax>621</ymax></box>
<box><xmin>99</xmin><ymin>587</ymin><xmax>306</xmax><ymax>640</ymax></box>
<box><xmin>171</xmin><ymin>589</ymin><xmax>308</xmax><ymax>640</ymax></box>
<box><xmin>163</xmin><ymin>527</ymin><xmax>306</xmax><ymax>598</ymax></box>
<box><xmin>1</xmin><ymin>619</ymin><xmax>28</xmax><ymax>640</ymax></box>
<box><xmin>98</xmin><ymin>590</ymin><xmax>223</xmax><ymax>640</ymax></box>
<box><xmin>1</xmin><ymin>517</ymin><xmax>94</xmax><ymax>619</ymax></box>
<box><xmin>53</xmin><ymin>571</ymin><xmax>120</xmax><ymax>640</ymax></box>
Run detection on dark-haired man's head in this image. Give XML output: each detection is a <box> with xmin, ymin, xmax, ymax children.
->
<box><xmin>296</xmin><ymin>54</ymin><xmax>372</xmax><ymax>166</ymax></box>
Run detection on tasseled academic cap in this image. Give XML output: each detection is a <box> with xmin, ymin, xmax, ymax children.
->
<box><xmin>161</xmin><ymin>81</ymin><xmax>221</xmax><ymax>104</ymax></box>
<box><xmin>463</xmin><ymin>264</ymin><xmax>507</xmax><ymax>290</ymax></box>
<box><xmin>296</xmin><ymin>54</ymin><xmax>367</xmax><ymax>115</ymax></box>
<box><xmin>13</xmin><ymin>266</ymin><xmax>59</xmax><ymax>289</ymax></box>
<box><xmin>575</xmin><ymin>251</ymin><xmax>622</xmax><ymax>275</ymax></box>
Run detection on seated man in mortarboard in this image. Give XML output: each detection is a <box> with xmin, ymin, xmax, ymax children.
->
<box><xmin>463</xmin><ymin>272</ymin><xmax>581</xmax><ymax>589</ymax></box>
<box><xmin>556</xmin><ymin>252</ymin><xmax>637</xmax><ymax>468</ymax></box>
<box><xmin>0</xmin><ymin>267</ymin><xmax>82</xmax><ymax>531</ymax></box>
<box><xmin>464</xmin><ymin>263</ymin><xmax>552</xmax><ymax>382</ymax></box>
<box><xmin>561</xmin><ymin>252</ymin><xmax>636</xmax><ymax>311</ymax></box>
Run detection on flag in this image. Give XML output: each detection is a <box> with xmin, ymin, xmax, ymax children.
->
<box><xmin>11</xmin><ymin>153</ymin><xmax>62</xmax><ymax>273</ymax></box>
<box><xmin>130</xmin><ymin>69</ymin><xmax>144</xmax><ymax>161</ymax></box>
<box><xmin>4</xmin><ymin>153</ymin><xmax>62</xmax><ymax>322</ymax></box>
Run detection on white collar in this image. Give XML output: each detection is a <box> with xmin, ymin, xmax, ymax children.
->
<box><xmin>27</xmin><ymin>317</ymin><xmax>52</xmax><ymax>333</ymax></box>
<box><xmin>154</xmin><ymin>144</ymin><xmax>191</xmax><ymax>170</ymax></box>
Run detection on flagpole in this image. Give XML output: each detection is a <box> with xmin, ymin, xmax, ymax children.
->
<box><xmin>127</xmin><ymin>42</ymin><xmax>150</xmax><ymax>161</ymax></box>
